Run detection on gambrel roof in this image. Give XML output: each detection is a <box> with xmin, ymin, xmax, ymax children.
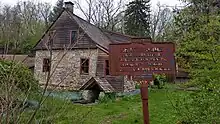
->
<box><xmin>34</xmin><ymin>8</ymin><xmax>134</xmax><ymax>52</ymax></box>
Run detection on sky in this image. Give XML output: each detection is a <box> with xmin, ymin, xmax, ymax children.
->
<box><xmin>0</xmin><ymin>0</ymin><xmax>184</xmax><ymax>16</ymax></box>
<box><xmin>1</xmin><ymin>0</ymin><xmax>183</xmax><ymax>7</ymax></box>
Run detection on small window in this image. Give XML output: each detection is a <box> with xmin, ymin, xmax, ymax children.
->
<box><xmin>43</xmin><ymin>58</ymin><xmax>50</xmax><ymax>72</ymax></box>
<box><xmin>105</xmin><ymin>60</ymin><xmax>110</xmax><ymax>75</ymax></box>
<box><xmin>81</xmin><ymin>58</ymin><xmax>89</xmax><ymax>74</ymax></box>
<box><xmin>70</xmin><ymin>31</ymin><xmax>77</xmax><ymax>42</ymax></box>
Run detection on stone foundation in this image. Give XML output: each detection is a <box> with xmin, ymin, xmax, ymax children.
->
<box><xmin>123</xmin><ymin>76</ymin><xmax>135</xmax><ymax>92</ymax></box>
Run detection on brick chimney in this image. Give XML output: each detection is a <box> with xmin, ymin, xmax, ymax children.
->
<box><xmin>65</xmin><ymin>1</ymin><xmax>74</xmax><ymax>13</ymax></box>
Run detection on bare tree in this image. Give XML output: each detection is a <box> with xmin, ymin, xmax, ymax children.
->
<box><xmin>38</xmin><ymin>2</ymin><xmax>51</xmax><ymax>28</ymax></box>
<box><xmin>99</xmin><ymin>0</ymin><xmax>124</xmax><ymax>31</ymax></box>
<box><xmin>0</xmin><ymin>1</ymin><xmax>52</xmax><ymax>54</ymax></box>
<box><xmin>74</xmin><ymin>0</ymin><xmax>125</xmax><ymax>31</ymax></box>
<box><xmin>150</xmin><ymin>3</ymin><xmax>173</xmax><ymax>42</ymax></box>
<box><xmin>74</xmin><ymin>0</ymin><xmax>94</xmax><ymax>23</ymax></box>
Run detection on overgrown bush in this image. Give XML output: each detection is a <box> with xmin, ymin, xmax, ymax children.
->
<box><xmin>176</xmin><ymin>90</ymin><xmax>220</xmax><ymax>124</ymax></box>
<box><xmin>175</xmin><ymin>67</ymin><xmax>220</xmax><ymax>124</ymax></box>
<box><xmin>99</xmin><ymin>93</ymin><xmax>116</xmax><ymax>103</ymax></box>
<box><xmin>0</xmin><ymin>60</ymin><xmax>39</xmax><ymax>123</ymax></box>
<box><xmin>0</xmin><ymin>60</ymin><xmax>38</xmax><ymax>92</ymax></box>
<box><xmin>153</xmin><ymin>74</ymin><xmax>167</xmax><ymax>89</ymax></box>
<box><xmin>135</xmin><ymin>83</ymin><xmax>141</xmax><ymax>89</ymax></box>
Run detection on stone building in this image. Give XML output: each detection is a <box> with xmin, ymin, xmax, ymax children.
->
<box><xmin>34</xmin><ymin>2</ymin><xmax>135</xmax><ymax>93</ymax></box>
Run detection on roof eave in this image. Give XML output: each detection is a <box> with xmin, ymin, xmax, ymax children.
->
<box><xmin>96</xmin><ymin>44</ymin><xmax>109</xmax><ymax>54</ymax></box>
<box><xmin>33</xmin><ymin>8</ymin><xmax>66</xmax><ymax>51</ymax></box>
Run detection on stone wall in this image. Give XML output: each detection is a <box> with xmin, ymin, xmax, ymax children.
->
<box><xmin>34</xmin><ymin>49</ymin><xmax>98</xmax><ymax>90</ymax></box>
<box><xmin>35</xmin><ymin>48</ymin><xmax>135</xmax><ymax>92</ymax></box>
<box><xmin>123</xmin><ymin>76</ymin><xmax>135</xmax><ymax>92</ymax></box>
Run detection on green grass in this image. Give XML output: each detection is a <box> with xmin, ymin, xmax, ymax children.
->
<box><xmin>21</xmin><ymin>88</ymin><xmax>185</xmax><ymax>124</ymax></box>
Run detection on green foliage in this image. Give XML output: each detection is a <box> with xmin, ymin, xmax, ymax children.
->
<box><xmin>0</xmin><ymin>60</ymin><xmax>38</xmax><ymax>92</ymax></box>
<box><xmin>0</xmin><ymin>60</ymin><xmax>39</xmax><ymax>123</ymax></box>
<box><xmin>124</xmin><ymin>0</ymin><xmax>151</xmax><ymax>37</ymax></box>
<box><xmin>99</xmin><ymin>93</ymin><xmax>116</xmax><ymax>103</ymax></box>
<box><xmin>175</xmin><ymin>65</ymin><xmax>220</xmax><ymax>123</ymax></box>
<box><xmin>175</xmin><ymin>90</ymin><xmax>220</xmax><ymax>124</ymax></box>
<box><xmin>19</xmin><ymin>89</ymin><xmax>184</xmax><ymax>124</ymax></box>
<box><xmin>173</xmin><ymin>0</ymin><xmax>220</xmax><ymax>123</ymax></box>
<box><xmin>20</xmin><ymin>22</ymin><xmax>46</xmax><ymax>54</ymax></box>
<box><xmin>189</xmin><ymin>67</ymin><xmax>220</xmax><ymax>90</ymax></box>
<box><xmin>177</xmin><ymin>16</ymin><xmax>220</xmax><ymax>70</ymax></box>
<box><xmin>153</xmin><ymin>74</ymin><xmax>167</xmax><ymax>89</ymax></box>
<box><xmin>0</xmin><ymin>1</ymin><xmax>49</xmax><ymax>54</ymax></box>
<box><xmin>135</xmin><ymin>83</ymin><xmax>141</xmax><ymax>89</ymax></box>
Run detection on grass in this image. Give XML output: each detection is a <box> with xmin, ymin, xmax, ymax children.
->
<box><xmin>21</xmin><ymin>87</ymin><xmax>186</xmax><ymax>124</ymax></box>
<box><xmin>149</xmin><ymin>89</ymin><xmax>180</xmax><ymax>124</ymax></box>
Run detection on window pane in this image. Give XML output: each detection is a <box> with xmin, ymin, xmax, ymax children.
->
<box><xmin>105</xmin><ymin>60</ymin><xmax>110</xmax><ymax>75</ymax></box>
<box><xmin>82</xmin><ymin>67</ymin><xmax>89</xmax><ymax>73</ymax></box>
<box><xmin>71</xmin><ymin>31</ymin><xmax>77</xmax><ymax>42</ymax></box>
<box><xmin>85</xmin><ymin>60</ymin><xmax>89</xmax><ymax>66</ymax></box>
<box><xmin>81</xmin><ymin>59</ymin><xmax>89</xmax><ymax>74</ymax></box>
<box><xmin>43</xmin><ymin>58</ymin><xmax>50</xmax><ymax>72</ymax></box>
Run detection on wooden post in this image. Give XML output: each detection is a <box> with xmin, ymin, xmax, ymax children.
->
<box><xmin>140</xmin><ymin>81</ymin><xmax>150</xmax><ymax>124</ymax></box>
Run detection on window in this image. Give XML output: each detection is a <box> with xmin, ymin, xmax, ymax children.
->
<box><xmin>105</xmin><ymin>60</ymin><xmax>110</xmax><ymax>75</ymax></box>
<box><xmin>70</xmin><ymin>30</ymin><xmax>77</xmax><ymax>43</ymax></box>
<box><xmin>43</xmin><ymin>58</ymin><xmax>50</xmax><ymax>72</ymax></box>
<box><xmin>80</xmin><ymin>58</ymin><xmax>89</xmax><ymax>74</ymax></box>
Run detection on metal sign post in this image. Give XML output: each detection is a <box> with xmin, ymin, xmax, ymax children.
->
<box><xmin>140</xmin><ymin>81</ymin><xmax>150</xmax><ymax>124</ymax></box>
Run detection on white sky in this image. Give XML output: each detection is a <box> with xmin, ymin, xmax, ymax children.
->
<box><xmin>0</xmin><ymin>0</ymin><xmax>184</xmax><ymax>16</ymax></box>
<box><xmin>1</xmin><ymin>0</ymin><xmax>183</xmax><ymax>7</ymax></box>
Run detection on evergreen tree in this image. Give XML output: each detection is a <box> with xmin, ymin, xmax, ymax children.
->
<box><xmin>49</xmin><ymin>0</ymin><xmax>64</xmax><ymax>23</ymax></box>
<box><xmin>124</xmin><ymin>0</ymin><xmax>151</xmax><ymax>37</ymax></box>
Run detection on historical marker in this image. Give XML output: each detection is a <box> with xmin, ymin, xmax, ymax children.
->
<box><xmin>109</xmin><ymin>38</ymin><xmax>176</xmax><ymax>124</ymax></box>
<box><xmin>109</xmin><ymin>39</ymin><xmax>176</xmax><ymax>81</ymax></box>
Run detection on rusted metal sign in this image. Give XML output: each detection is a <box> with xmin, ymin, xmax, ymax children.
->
<box><xmin>109</xmin><ymin>39</ymin><xmax>176</xmax><ymax>81</ymax></box>
<box><xmin>109</xmin><ymin>39</ymin><xmax>176</xmax><ymax>124</ymax></box>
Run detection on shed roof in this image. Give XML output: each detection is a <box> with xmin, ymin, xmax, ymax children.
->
<box><xmin>79</xmin><ymin>77</ymin><xmax>115</xmax><ymax>93</ymax></box>
<box><xmin>0</xmin><ymin>54</ymin><xmax>34</xmax><ymax>68</ymax></box>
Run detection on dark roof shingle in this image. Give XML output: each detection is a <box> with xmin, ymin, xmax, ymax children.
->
<box><xmin>34</xmin><ymin>9</ymin><xmax>135</xmax><ymax>51</ymax></box>
<box><xmin>79</xmin><ymin>77</ymin><xmax>115</xmax><ymax>93</ymax></box>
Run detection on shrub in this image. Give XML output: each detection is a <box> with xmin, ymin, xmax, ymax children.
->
<box><xmin>0</xmin><ymin>60</ymin><xmax>38</xmax><ymax>93</ymax></box>
<box><xmin>153</xmin><ymin>74</ymin><xmax>167</xmax><ymax>89</ymax></box>
<box><xmin>175</xmin><ymin>67</ymin><xmax>220</xmax><ymax>123</ymax></box>
<box><xmin>99</xmin><ymin>93</ymin><xmax>116</xmax><ymax>103</ymax></box>
<box><xmin>0</xmin><ymin>60</ymin><xmax>39</xmax><ymax>123</ymax></box>
<box><xmin>175</xmin><ymin>90</ymin><xmax>220</xmax><ymax>124</ymax></box>
<box><xmin>135</xmin><ymin>83</ymin><xmax>141</xmax><ymax>89</ymax></box>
